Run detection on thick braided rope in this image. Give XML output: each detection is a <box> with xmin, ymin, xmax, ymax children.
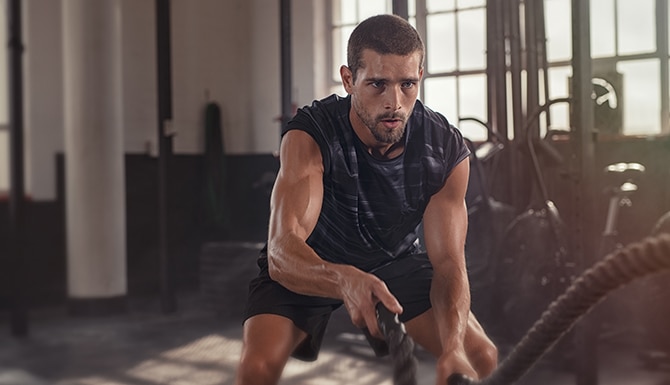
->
<box><xmin>377</xmin><ymin>303</ymin><xmax>419</xmax><ymax>385</ymax></box>
<box><xmin>449</xmin><ymin>233</ymin><xmax>670</xmax><ymax>385</ymax></box>
<box><xmin>388</xmin><ymin>328</ymin><xmax>419</xmax><ymax>385</ymax></box>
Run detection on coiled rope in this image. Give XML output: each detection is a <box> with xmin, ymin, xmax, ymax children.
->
<box><xmin>448</xmin><ymin>233</ymin><xmax>670</xmax><ymax>385</ymax></box>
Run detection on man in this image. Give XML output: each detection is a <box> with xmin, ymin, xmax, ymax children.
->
<box><xmin>235</xmin><ymin>14</ymin><xmax>497</xmax><ymax>385</ymax></box>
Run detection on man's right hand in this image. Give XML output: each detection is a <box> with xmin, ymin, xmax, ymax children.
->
<box><xmin>338</xmin><ymin>266</ymin><xmax>403</xmax><ymax>338</ymax></box>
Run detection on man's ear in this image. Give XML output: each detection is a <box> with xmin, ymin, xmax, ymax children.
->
<box><xmin>340</xmin><ymin>65</ymin><xmax>354</xmax><ymax>94</ymax></box>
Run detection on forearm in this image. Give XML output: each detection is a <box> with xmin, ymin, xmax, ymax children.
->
<box><xmin>430</xmin><ymin>259</ymin><xmax>471</xmax><ymax>354</ymax></box>
<box><xmin>267</xmin><ymin>231</ymin><xmax>355</xmax><ymax>300</ymax></box>
<box><xmin>424</xmin><ymin>160</ymin><xmax>472</xmax><ymax>356</ymax></box>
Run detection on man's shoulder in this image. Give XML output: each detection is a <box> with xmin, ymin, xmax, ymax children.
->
<box><xmin>410</xmin><ymin>100</ymin><xmax>464</xmax><ymax>144</ymax></box>
<box><xmin>283</xmin><ymin>94</ymin><xmax>351</xmax><ymax>163</ymax></box>
<box><xmin>409</xmin><ymin>101</ymin><xmax>468</xmax><ymax>156</ymax></box>
<box><xmin>411</xmin><ymin>100</ymin><xmax>450</xmax><ymax>127</ymax></box>
<box><xmin>306</xmin><ymin>94</ymin><xmax>349</xmax><ymax>114</ymax></box>
<box><xmin>287</xmin><ymin>94</ymin><xmax>349</xmax><ymax>134</ymax></box>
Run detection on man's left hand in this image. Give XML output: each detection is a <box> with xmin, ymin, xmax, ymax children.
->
<box><xmin>436</xmin><ymin>349</ymin><xmax>477</xmax><ymax>385</ymax></box>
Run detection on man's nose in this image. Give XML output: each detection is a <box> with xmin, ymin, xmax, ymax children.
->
<box><xmin>385</xmin><ymin>86</ymin><xmax>402</xmax><ymax>111</ymax></box>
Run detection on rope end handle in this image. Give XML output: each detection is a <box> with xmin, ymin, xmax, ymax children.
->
<box><xmin>447</xmin><ymin>373</ymin><xmax>475</xmax><ymax>385</ymax></box>
<box><xmin>375</xmin><ymin>304</ymin><xmax>475</xmax><ymax>385</ymax></box>
<box><xmin>376</xmin><ymin>302</ymin><xmax>406</xmax><ymax>338</ymax></box>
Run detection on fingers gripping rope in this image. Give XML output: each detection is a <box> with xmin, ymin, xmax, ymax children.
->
<box><xmin>376</xmin><ymin>303</ymin><xmax>419</xmax><ymax>385</ymax></box>
<box><xmin>448</xmin><ymin>233</ymin><xmax>670</xmax><ymax>385</ymax></box>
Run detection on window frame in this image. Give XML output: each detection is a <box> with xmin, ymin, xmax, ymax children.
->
<box><xmin>326</xmin><ymin>0</ymin><xmax>670</xmax><ymax>138</ymax></box>
<box><xmin>544</xmin><ymin>0</ymin><xmax>670</xmax><ymax>136</ymax></box>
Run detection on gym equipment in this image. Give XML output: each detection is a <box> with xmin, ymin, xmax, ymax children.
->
<box><xmin>376</xmin><ymin>303</ymin><xmax>418</xmax><ymax>385</ymax></box>
<box><xmin>652</xmin><ymin>210</ymin><xmax>670</xmax><ymax>236</ymax></box>
<box><xmin>597</xmin><ymin>162</ymin><xmax>646</xmax><ymax>257</ymax></box>
<box><xmin>202</xmin><ymin>102</ymin><xmax>227</xmax><ymax>232</ymax></box>
<box><xmin>580</xmin><ymin>161</ymin><xmax>647</xmax><ymax>382</ymax></box>
<box><xmin>376</xmin><ymin>234</ymin><xmax>670</xmax><ymax>385</ymax></box>
<box><xmin>446</xmin><ymin>233</ymin><xmax>670</xmax><ymax>385</ymax></box>
<box><xmin>459</xmin><ymin>119</ymin><xmax>515</xmax><ymax>327</ymax></box>
<box><xmin>589</xmin><ymin>162</ymin><xmax>645</xmax><ymax>332</ymax></box>
<box><xmin>493</xmin><ymin>98</ymin><xmax>574</xmax><ymax>344</ymax></box>
<box><xmin>636</xmin><ymin>210</ymin><xmax>670</xmax><ymax>368</ymax></box>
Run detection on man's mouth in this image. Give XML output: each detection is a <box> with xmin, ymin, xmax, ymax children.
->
<box><xmin>381</xmin><ymin>118</ymin><xmax>402</xmax><ymax>129</ymax></box>
<box><xmin>379</xmin><ymin>113</ymin><xmax>405</xmax><ymax>128</ymax></box>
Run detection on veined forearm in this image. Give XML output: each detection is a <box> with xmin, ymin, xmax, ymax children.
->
<box><xmin>430</xmin><ymin>266</ymin><xmax>471</xmax><ymax>353</ymax></box>
<box><xmin>267</xmin><ymin>232</ymin><xmax>352</xmax><ymax>300</ymax></box>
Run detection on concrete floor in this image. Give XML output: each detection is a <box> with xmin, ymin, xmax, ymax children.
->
<box><xmin>1</xmin><ymin>291</ymin><xmax>669</xmax><ymax>385</ymax></box>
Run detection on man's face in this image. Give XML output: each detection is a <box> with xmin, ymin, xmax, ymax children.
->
<box><xmin>341</xmin><ymin>49</ymin><xmax>423</xmax><ymax>145</ymax></box>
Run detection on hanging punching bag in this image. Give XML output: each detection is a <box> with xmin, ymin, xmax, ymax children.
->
<box><xmin>202</xmin><ymin>102</ymin><xmax>227</xmax><ymax>234</ymax></box>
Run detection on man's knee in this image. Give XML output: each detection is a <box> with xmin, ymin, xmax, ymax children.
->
<box><xmin>236</xmin><ymin>351</ymin><xmax>287</xmax><ymax>385</ymax></box>
<box><xmin>236</xmin><ymin>314</ymin><xmax>307</xmax><ymax>384</ymax></box>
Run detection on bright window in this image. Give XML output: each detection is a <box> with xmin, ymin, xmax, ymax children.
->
<box><xmin>544</xmin><ymin>0</ymin><xmax>572</xmax><ymax>62</ymax></box>
<box><xmin>591</xmin><ymin>0</ymin><xmax>616</xmax><ymax>58</ymax></box>
<box><xmin>418</xmin><ymin>1</ymin><xmax>488</xmax><ymax>141</ymax></box>
<box><xmin>617</xmin><ymin>59</ymin><xmax>660</xmax><ymax>135</ymax></box>
<box><xmin>329</xmin><ymin>0</ymin><xmax>393</xmax><ymax>96</ymax></box>
<box><xmin>617</xmin><ymin>0</ymin><xmax>655</xmax><ymax>55</ymax></box>
<box><xmin>329</xmin><ymin>0</ymin><xmax>670</xmax><ymax>140</ymax></box>
<box><xmin>545</xmin><ymin>0</ymin><xmax>668</xmax><ymax>136</ymax></box>
<box><xmin>426</xmin><ymin>13</ymin><xmax>457</xmax><ymax>73</ymax></box>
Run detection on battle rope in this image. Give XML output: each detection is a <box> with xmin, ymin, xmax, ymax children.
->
<box><xmin>376</xmin><ymin>302</ymin><xmax>419</xmax><ymax>385</ymax></box>
<box><xmin>448</xmin><ymin>233</ymin><xmax>670</xmax><ymax>385</ymax></box>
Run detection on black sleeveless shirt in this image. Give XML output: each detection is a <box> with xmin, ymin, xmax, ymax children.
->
<box><xmin>283</xmin><ymin>94</ymin><xmax>469</xmax><ymax>272</ymax></box>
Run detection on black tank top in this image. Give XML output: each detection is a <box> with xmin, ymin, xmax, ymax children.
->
<box><xmin>284</xmin><ymin>94</ymin><xmax>469</xmax><ymax>272</ymax></box>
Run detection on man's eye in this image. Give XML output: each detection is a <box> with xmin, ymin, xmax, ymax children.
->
<box><xmin>371</xmin><ymin>81</ymin><xmax>384</xmax><ymax>88</ymax></box>
<box><xmin>402</xmin><ymin>81</ymin><xmax>415</xmax><ymax>88</ymax></box>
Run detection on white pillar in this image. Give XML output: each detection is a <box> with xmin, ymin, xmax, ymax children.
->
<box><xmin>63</xmin><ymin>0</ymin><xmax>126</xmax><ymax>314</ymax></box>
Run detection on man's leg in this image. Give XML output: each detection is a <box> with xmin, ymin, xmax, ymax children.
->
<box><xmin>235</xmin><ymin>314</ymin><xmax>308</xmax><ymax>385</ymax></box>
<box><xmin>404</xmin><ymin>308</ymin><xmax>498</xmax><ymax>378</ymax></box>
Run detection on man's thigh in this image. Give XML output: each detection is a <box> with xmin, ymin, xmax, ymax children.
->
<box><xmin>373</xmin><ymin>253</ymin><xmax>433</xmax><ymax>322</ymax></box>
<box><xmin>244</xmin><ymin>267</ymin><xmax>342</xmax><ymax>361</ymax></box>
<box><xmin>241</xmin><ymin>314</ymin><xmax>308</xmax><ymax>364</ymax></box>
<box><xmin>404</xmin><ymin>308</ymin><xmax>495</xmax><ymax>359</ymax></box>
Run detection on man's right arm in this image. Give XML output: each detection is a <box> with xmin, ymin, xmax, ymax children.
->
<box><xmin>266</xmin><ymin>129</ymin><xmax>402</xmax><ymax>335</ymax></box>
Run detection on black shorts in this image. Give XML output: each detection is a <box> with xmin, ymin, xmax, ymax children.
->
<box><xmin>243</xmin><ymin>252</ymin><xmax>434</xmax><ymax>361</ymax></box>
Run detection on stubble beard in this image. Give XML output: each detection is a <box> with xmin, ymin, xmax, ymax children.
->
<box><xmin>352</xmin><ymin>100</ymin><xmax>407</xmax><ymax>145</ymax></box>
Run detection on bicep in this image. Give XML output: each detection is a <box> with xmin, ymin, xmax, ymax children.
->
<box><xmin>268</xmin><ymin>130</ymin><xmax>325</xmax><ymax>244</ymax></box>
<box><xmin>422</xmin><ymin>158</ymin><xmax>470</xmax><ymax>269</ymax></box>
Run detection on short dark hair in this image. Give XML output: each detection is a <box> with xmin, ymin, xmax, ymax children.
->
<box><xmin>347</xmin><ymin>14</ymin><xmax>425</xmax><ymax>81</ymax></box>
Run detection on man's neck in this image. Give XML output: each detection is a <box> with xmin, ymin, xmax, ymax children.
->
<box><xmin>366</xmin><ymin>141</ymin><xmax>404</xmax><ymax>160</ymax></box>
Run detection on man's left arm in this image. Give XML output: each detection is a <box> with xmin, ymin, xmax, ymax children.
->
<box><xmin>422</xmin><ymin>157</ymin><xmax>477</xmax><ymax>380</ymax></box>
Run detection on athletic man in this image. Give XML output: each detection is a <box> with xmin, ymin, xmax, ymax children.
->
<box><xmin>235</xmin><ymin>14</ymin><xmax>498</xmax><ymax>385</ymax></box>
